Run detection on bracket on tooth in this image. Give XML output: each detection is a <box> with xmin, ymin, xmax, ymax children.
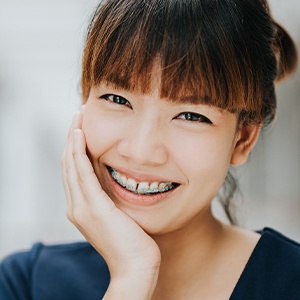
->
<box><xmin>110</xmin><ymin>167</ymin><xmax>176</xmax><ymax>194</ymax></box>
<box><xmin>126</xmin><ymin>185</ymin><xmax>135</xmax><ymax>192</ymax></box>
<box><xmin>137</xmin><ymin>189</ymin><xmax>149</xmax><ymax>194</ymax></box>
<box><xmin>136</xmin><ymin>185</ymin><xmax>174</xmax><ymax>194</ymax></box>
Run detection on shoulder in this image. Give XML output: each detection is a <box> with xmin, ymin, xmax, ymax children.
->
<box><xmin>0</xmin><ymin>242</ymin><xmax>110</xmax><ymax>300</ymax></box>
<box><xmin>255</xmin><ymin>227</ymin><xmax>300</xmax><ymax>270</ymax></box>
<box><xmin>231</xmin><ymin>227</ymin><xmax>300</xmax><ymax>300</ymax></box>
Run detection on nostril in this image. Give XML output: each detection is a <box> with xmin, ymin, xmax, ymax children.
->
<box><xmin>117</xmin><ymin>135</ymin><xmax>168</xmax><ymax>165</ymax></box>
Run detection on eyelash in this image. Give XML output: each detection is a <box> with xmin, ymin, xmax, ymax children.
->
<box><xmin>100</xmin><ymin>94</ymin><xmax>212</xmax><ymax>124</ymax></box>
<box><xmin>176</xmin><ymin>112</ymin><xmax>213</xmax><ymax>124</ymax></box>
<box><xmin>100</xmin><ymin>94</ymin><xmax>132</xmax><ymax>108</ymax></box>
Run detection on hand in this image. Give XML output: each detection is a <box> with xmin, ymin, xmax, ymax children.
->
<box><xmin>61</xmin><ymin>109</ymin><xmax>161</xmax><ymax>299</ymax></box>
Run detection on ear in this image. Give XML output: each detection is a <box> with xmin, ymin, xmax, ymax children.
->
<box><xmin>230</xmin><ymin>124</ymin><xmax>261</xmax><ymax>166</ymax></box>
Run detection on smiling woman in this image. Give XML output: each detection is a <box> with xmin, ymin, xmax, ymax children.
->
<box><xmin>0</xmin><ymin>0</ymin><xmax>299</xmax><ymax>299</ymax></box>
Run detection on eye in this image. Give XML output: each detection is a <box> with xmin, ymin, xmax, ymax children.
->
<box><xmin>176</xmin><ymin>112</ymin><xmax>213</xmax><ymax>124</ymax></box>
<box><xmin>100</xmin><ymin>94</ymin><xmax>132</xmax><ymax>108</ymax></box>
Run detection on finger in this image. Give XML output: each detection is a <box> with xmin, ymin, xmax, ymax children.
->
<box><xmin>72</xmin><ymin>128</ymin><xmax>116</xmax><ymax>212</ymax></box>
<box><xmin>67</xmin><ymin>110</ymin><xmax>84</xmax><ymax>138</ymax></box>
<box><xmin>62</xmin><ymin>109</ymin><xmax>85</xmax><ymax>169</ymax></box>
<box><xmin>62</xmin><ymin>113</ymin><xmax>79</xmax><ymax>205</ymax></box>
<box><xmin>62</xmin><ymin>111</ymin><xmax>85</xmax><ymax>213</ymax></box>
<box><xmin>64</xmin><ymin>145</ymin><xmax>86</xmax><ymax>223</ymax></box>
<box><xmin>62</xmin><ymin>149</ymin><xmax>72</xmax><ymax>209</ymax></box>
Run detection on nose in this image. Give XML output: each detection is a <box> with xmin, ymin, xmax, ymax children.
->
<box><xmin>117</xmin><ymin>118</ymin><xmax>168</xmax><ymax>166</ymax></box>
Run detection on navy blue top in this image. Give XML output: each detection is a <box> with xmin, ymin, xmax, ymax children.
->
<box><xmin>1</xmin><ymin>228</ymin><xmax>300</xmax><ymax>299</ymax></box>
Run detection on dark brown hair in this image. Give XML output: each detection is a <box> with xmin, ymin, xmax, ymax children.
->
<box><xmin>81</xmin><ymin>0</ymin><xmax>298</xmax><ymax>223</ymax></box>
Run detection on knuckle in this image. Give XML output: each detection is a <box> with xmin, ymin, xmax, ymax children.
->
<box><xmin>72</xmin><ymin>147</ymin><xmax>77</xmax><ymax>157</ymax></box>
<box><xmin>66</xmin><ymin>209</ymin><xmax>74</xmax><ymax>223</ymax></box>
<box><xmin>72</xmin><ymin>207</ymin><xmax>88</xmax><ymax>226</ymax></box>
<box><xmin>77</xmin><ymin>169</ymin><xmax>90</xmax><ymax>185</ymax></box>
<box><xmin>66</xmin><ymin>207</ymin><xmax>86</xmax><ymax>227</ymax></box>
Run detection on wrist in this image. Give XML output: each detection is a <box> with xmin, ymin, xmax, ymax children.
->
<box><xmin>103</xmin><ymin>267</ymin><xmax>160</xmax><ymax>300</ymax></box>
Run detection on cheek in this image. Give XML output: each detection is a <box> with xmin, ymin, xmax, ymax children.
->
<box><xmin>82</xmin><ymin>109</ymin><xmax>123</xmax><ymax>158</ymax></box>
<box><xmin>168</xmin><ymin>131</ymin><xmax>234</xmax><ymax>185</ymax></box>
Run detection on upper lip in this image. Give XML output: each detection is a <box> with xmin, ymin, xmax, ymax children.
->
<box><xmin>107</xmin><ymin>164</ymin><xmax>180</xmax><ymax>184</ymax></box>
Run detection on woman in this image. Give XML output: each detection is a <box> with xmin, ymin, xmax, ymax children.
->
<box><xmin>0</xmin><ymin>0</ymin><xmax>299</xmax><ymax>299</ymax></box>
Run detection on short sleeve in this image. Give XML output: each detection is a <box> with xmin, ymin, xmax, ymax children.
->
<box><xmin>0</xmin><ymin>243</ymin><xmax>43</xmax><ymax>300</ymax></box>
<box><xmin>0</xmin><ymin>241</ymin><xmax>110</xmax><ymax>300</ymax></box>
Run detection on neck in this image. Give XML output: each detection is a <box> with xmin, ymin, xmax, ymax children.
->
<box><xmin>151</xmin><ymin>209</ymin><xmax>226</xmax><ymax>298</ymax></box>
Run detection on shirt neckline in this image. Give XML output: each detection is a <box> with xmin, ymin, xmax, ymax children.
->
<box><xmin>228</xmin><ymin>227</ymin><xmax>279</xmax><ymax>299</ymax></box>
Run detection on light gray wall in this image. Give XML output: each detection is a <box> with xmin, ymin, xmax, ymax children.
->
<box><xmin>237</xmin><ymin>0</ymin><xmax>300</xmax><ymax>238</ymax></box>
<box><xmin>0</xmin><ymin>0</ymin><xmax>299</xmax><ymax>259</ymax></box>
<box><xmin>0</xmin><ymin>0</ymin><xmax>99</xmax><ymax>258</ymax></box>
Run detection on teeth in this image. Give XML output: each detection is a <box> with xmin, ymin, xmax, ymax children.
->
<box><xmin>159</xmin><ymin>182</ymin><xmax>173</xmax><ymax>192</ymax></box>
<box><xmin>137</xmin><ymin>182</ymin><xmax>149</xmax><ymax>194</ymax></box>
<box><xmin>109</xmin><ymin>167</ymin><xmax>176</xmax><ymax>194</ymax></box>
<box><xmin>120</xmin><ymin>176</ymin><xmax>127</xmax><ymax>187</ymax></box>
<box><xmin>149</xmin><ymin>182</ymin><xmax>159</xmax><ymax>193</ymax></box>
<box><xmin>126</xmin><ymin>178</ymin><xmax>137</xmax><ymax>191</ymax></box>
<box><xmin>115</xmin><ymin>172</ymin><xmax>121</xmax><ymax>181</ymax></box>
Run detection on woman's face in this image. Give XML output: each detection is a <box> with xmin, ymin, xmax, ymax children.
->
<box><xmin>82</xmin><ymin>78</ymin><xmax>241</xmax><ymax>235</ymax></box>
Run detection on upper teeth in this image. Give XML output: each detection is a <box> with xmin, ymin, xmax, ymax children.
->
<box><xmin>110</xmin><ymin>168</ymin><xmax>175</xmax><ymax>194</ymax></box>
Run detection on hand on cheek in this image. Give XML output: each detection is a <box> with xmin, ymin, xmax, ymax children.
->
<box><xmin>61</xmin><ymin>109</ymin><xmax>161</xmax><ymax>299</ymax></box>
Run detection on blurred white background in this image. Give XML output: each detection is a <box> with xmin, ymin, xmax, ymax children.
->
<box><xmin>0</xmin><ymin>0</ymin><xmax>299</xmax><ymax>259</ymax></box>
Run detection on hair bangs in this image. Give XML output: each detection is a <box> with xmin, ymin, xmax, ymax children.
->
<box><xmin>82</xmin><ymin>0</ymin><xmax>267</xmax><ymax>122</ymax></box>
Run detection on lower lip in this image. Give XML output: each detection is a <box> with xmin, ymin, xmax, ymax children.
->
<box><xmin>107</xmin><ymin>169</ymin><xmax>177</xmax><ymax>207</ymax></box>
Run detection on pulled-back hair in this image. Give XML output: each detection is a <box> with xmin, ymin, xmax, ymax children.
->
<box><xmin>81</xmin><ymin>0</ymin><xmax>298</xmax><ymax>223</ymax></box>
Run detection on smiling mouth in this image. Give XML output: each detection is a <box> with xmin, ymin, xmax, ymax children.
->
<box><xmin>108</xmin><ymin>167</ymin><xmax>179</xmax><ymax>195</ymax></box>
